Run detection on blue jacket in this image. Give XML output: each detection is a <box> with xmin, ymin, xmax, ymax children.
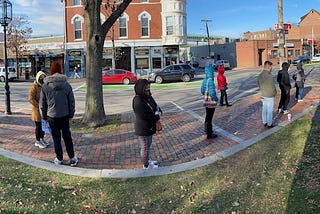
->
<box><xmin>201</xmin><ymin>65</ymin><xmax>218</xmax><ymax>101</ymax></box>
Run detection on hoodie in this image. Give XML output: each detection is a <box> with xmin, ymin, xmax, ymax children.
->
<box><xmin>40</xmin><ymin>73</ymin><xmax>75</xmax><ymax>120</ymax></box>
<box><xmin>200</xmin><ymin>65</ymin><xmax>218</xmax><ymax>101</ymax></box>
<box><xmin>132</xmin><ymin>79</ymin><xmax>160</xmax><ymax>136</ymax></box>
<box><xmin>217</xmin><ymin>66</ymin><xmax>227</xmax><ymax>90</ymax></box>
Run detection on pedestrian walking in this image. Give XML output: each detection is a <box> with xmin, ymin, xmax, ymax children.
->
<box><xmin>216</xmin><ymin>65</ymin><xmax>232</xmax><ymax>107</ymax></box>
<box><xmin>293</xmin><ymin>61</ymin><xmax>305</xmax><ymax>102</ymax></box>
<box><xmin>201</xmin><ymin>63</ymin><xmax>219</xmax><ymax>139</ymax></box>
<box><xmin>40</xmin><ymin>61</ymin><xmax>78</xmax><ymax>166</ymax></box>
<box><xmin>28</xmin><ymin>71</ymin><xmax>50</xmax><ymax>149</ymax></box>
<box><xmin>257</xmin><ymin>61</ymin><xmax>277</xmax><ymax>128</ymax></box>
<box><xmin>277</xmin><ymin>62</ymin><xmax>291</xmax><ymax>114</ymax></box>
<box><xmin>132</xmin><ymin>79</ymin><xmax>162</xmax><ymax>169</ymax></box>
<box><xmin>74</xmin><ymin>66</ymin><xmax>81</xmax><ymax>79</ymax></box>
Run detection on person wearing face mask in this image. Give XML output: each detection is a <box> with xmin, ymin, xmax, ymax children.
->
<box><xmin>277</xmin><ymin>62</ymin><xmax>291</xmax><ymax>114</ymax></box>
<box><xmin>132</xmin><ymin>79</ymin><xmax>162</xmax><ymax>169</ymax></box>
<box><xmin>28</xmin><ymin>71</ymin><xmax>50</xmax><ymax>149</ymax></box>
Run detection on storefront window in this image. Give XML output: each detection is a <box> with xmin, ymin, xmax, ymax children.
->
<box><xmin>152</xmin><ymin>58</ymin><xmax>161</xmax><ymax>69</ymax></box>
<box><xmin>136</xmin><ymin>58</ymin><xmax>149</xmax><ymax>69</ymax></box>
<box><xmin>287</xmin><ymin>49</ymin><xmax>294</xmax><ymax>57</ymax></box>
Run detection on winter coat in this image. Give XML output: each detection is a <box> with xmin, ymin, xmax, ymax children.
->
<box><xmin>257</xmin><ymin>70</ymin><xmax>277</xmax><ymax>98</ymax></box>
<box><xmin>217</xmin><ymin>66</ymin><xmax>227</xmax><ymax>90</ymax></box>
<box><xmin>201</xmin><ymin>65</ymin><xmax>219</xmax><ymax>101</ymax></box>
<box><xmin>28</xmin><ymin>71</ymin><xmax>47</xmax><ymax>122</ymax></box>
<box><xmin>132</xmin><ymin>79</ymin><xmax>160</xmax><ymax>136</ymax></box>
<box><xmin>40</xmin><ymin>73</ymin><xmax>75</xmax><ymax>120</ymax></box>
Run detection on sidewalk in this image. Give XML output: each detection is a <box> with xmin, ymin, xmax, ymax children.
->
<box><xmin>0</xmin><ymin>86</ymin><xmax>319</xmax><ymax>178</ymax></box>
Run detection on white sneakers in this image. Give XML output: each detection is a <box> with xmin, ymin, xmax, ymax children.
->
<box><xmin>34</xmin><ymin>139</ymin><xmax>50</xmax><ymax>149</ymax></box>
<box><xmin>143</xmin><ymin>160</ymin><xmax>159</xmax><ymax>169</ymax></box>
<box><xmin>53</xmin><ymin>157</ymin><xmax>78</xmax><ymax>167</ymax></box>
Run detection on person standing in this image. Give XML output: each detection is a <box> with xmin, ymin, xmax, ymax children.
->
<box><xmin>28</xmin><ymin>71</ymin><xmax>49</xmax><ymax>149</ymax></box>
<box><xmin>257</xmin><ymin>61</ymin><xmax>277</xmax><ymax>128</ymax></box>
<box><xmin>40</xmin><ymin>61</ymin><xmax>78</xmax><ymax>166</ymax></box>
<box><xmin>294</xmin><ymin>61</ymin><xmax>305</xmax><ymax>102</ymax></box>
<box><xmin>277</xmin><ymin>62</ymin><xmax>291</xmax><ymax>114</ymax></box>
<box><xmin>216</xmin><ymin>65</ymin><xmax>232</xmax><ymax>107</ymax></box>
<box><xmin>74</xmin><ymin>66</ymin><xmax>81</xmax><ymax>79</ymax></box>
<box><xmin>201</xmin><ymin>63</ymin><xmax>219</xmax><ymax>139</ymax></box>
<box><xmin>132</xmin><ymin>79</ymin><xmax>162</xmax><ymax>169</ymax></box>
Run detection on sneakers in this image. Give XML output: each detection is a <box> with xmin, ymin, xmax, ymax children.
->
<box><xmin>54</xmin><ymin>157</ymin><xmax>63</xmax><ymax>165</ymax></box>
<box><xmin>143</xmin><ymin>160</ymin><xmax>159</xmax><ymax>169</ymax></box>
<box><xmin>40</xmin><ymin>138</ymin><xmax>49</xmax><ymax>146</ymax></box>
<box><xmin>35</xmin><ymin>140</ymin><xmax>46</xmax><ymax>149</ymax></box>
<box><xmin>282</xmin><ymin>110</ymin><xmax>289</xmax><ymax>114</ymax></box>
<box><xmin>70</xmin><ymin>157</ymin><xmax>78</xmax><ymax>167</ymax></box>
<box><xmin>278</xmin><ymin>109</ymin><xmax>283</xmax><ymax>114</ymax></box>
<box><xmin>298</xmin><ymin>99</ymin><xmax>303</xmax><ymax>102</ymax></box>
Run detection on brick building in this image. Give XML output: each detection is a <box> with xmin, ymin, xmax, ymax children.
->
<box><xmin>236</xmin><ymin>9</ymin><xmax>320</xmax><ymax>68</ymax></box>
<box><xmin>64</xmin><ymin>0</ymin><xmax>187</xmax><ymax>77</ymax></box>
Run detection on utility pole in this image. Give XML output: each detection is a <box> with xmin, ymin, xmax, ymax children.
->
<box><xmin>277</xmin><ymin>0</ymin><xmax>285</xmax><ymax>67</ymax></box>
<box><xmin>201</xmin><ymin>19</ymin><xmax>212</xmax><ymax>58</ymax></box>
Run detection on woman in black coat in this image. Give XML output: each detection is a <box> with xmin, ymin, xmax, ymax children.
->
<box><xmin>132</xmin><ymin>79</ymin><xmax>162</xmax><ymax>169</ymax></box>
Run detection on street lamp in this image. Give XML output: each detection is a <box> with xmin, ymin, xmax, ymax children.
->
<box><xmin>201</xmin><ymin>19</ymin><xmax>212</xmax><ymax>58</ymax></box>
<box><xmin>0</xmin><ymin>0</ymin><xmax>12</xmax><ymax>114</ymax></box>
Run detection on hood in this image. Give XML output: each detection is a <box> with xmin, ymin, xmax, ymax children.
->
<box><xmin>296</xmin><ymin>62</ymin><xmax>303</xmax><ymax>70</ymax></box>
<box><xmin>35</xmin><ymin>71</ymin><xmax>47</xmax><ymax>86</ymax></box>
<box><xmin>281</xmin><ymin>62</ymin><xmax>290</xmax><ymax>71</ymax></box>
<box><xmin>217</xmin><ymin>66</ymin><xmax>225</xmax><ymax>75</ymax></box>
<box><xmin>134</xmin><ymin>79</ymin><xmax>149</xmax><ymax>96</ymax></box>
<box><xmin>43</xmin><ymin>73</ymin><xmax>68</xmax><ymax>90</ymax></box>
<box><xmin>204</xmin><ymin>65</ymin><xmax>214</xmax><ymax>79</ymax></box>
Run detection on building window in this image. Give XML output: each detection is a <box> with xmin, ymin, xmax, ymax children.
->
<box><xmin>152</xmin><ymin>58</ymin><xmax>162</xmax><ymax>69</ymax></box>
<box><xmin>287</xmin><ymin>49</ymin><xmax>294</xmax><ymax>57</ymax></box>
<box><xmin>119</xmin><ymin>13</ymin><xmax>128</xmax><ymax>38</ymax></box>
<box><xmin>271</xmin><ymin>50</ymin><xmax>278</xmax><ymax>58</ymax></box>
<box><xmin>166</xmin><ymin>16</ymin><xmax>173</xmax><ymax>35</ymax></box>
<box><xmin>136</xmin><ymin>58</ymin><xmax>149</xmax><ymax>69</ymax></box>
<box><xmin>139</xmin><ymin>12</ymin><xmax>151</xmax><ymax>37</ymax></box>
<box><xmin>73</xmin><ymin>17</ymin><xmax>82</xmax><ymax>40</ymax></box>
<box><xmin>73</xmin><ymin>0</ymin><xmax>81</xmax><ymax>5</ymax></box>
<box><xmin>140</xmin><ymin>0</ymin><xmax>148</xmax><ymax>2</ymax></box>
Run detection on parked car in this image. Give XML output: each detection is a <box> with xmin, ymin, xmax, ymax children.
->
<box><xmin>148</xmin><ymin>64</ymin><xmax>195</xmax><ymax>84</ymax></box>
<box><xmin>214</xmin><ymin>60</ymin><xmax>231</xmax><ymax>70</ymax></box>
<box><xmin>0</xmin><ymin>67</ymin><xmax>17</xmax><ymax>82</ymax></box>
<box><xmin>102</xmin><ymin>69</ymin><xmax>137</xmax><ymax>85</ymax></box>
<box><xmin>292</xmin><ymin>55</ymin><xmax>310</xmax><ymax>64</ymax></box>
<box><xmin>311</xmin><ymin>53</ymin><xmax>320</xmax><ymax>62</ymax></box>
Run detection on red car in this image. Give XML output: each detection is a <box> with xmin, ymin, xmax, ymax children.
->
<box><xmin>102</xmin><ymin>69</ymin><xmax>137</xmax><ymax>85</ymax></box>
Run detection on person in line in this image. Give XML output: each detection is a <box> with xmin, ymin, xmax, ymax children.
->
<box><xmin>277</xmin><ymin>62</ymin><xmax>291</xmax><ymax>114</ymax></box>
<box><xmin>40</xmin><ymin>61</ymin><xmax>78</xmax><ymax>166</ymax></box>
<box><xmin>28</xmin><ymin>71</ymin><xmax>49</xmax><ymax>149</ymax></box>
<box><xmin>132</xmin><ymin>79</ymin><xmax>162</xmax><ymax>169</ymax></box>
<box><xmin>216</xmin><ymin>65</ymin><xmax>232</xmax><ymax>107</ymax></box>
<box><xmin>293</xmin><ymin>61</ymin><xmax>305</xmax><ymax>102</ymax></box>
<box><xmin>257</xmin><ymin>61</ymin><xmax>277</xmax><ymax>128</ymax></box>
<box><xmin>201</xmin><ymin>63</ymin><xmax>219</xmax><ymax>139</ymax></box>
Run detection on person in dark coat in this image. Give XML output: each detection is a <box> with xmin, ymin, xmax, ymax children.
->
<box><xmin>132</xmin><ymin>79</ymin><xmax>162</xmax><ymax>169</ymax></box>
<box><xmin>277</xmin><ymin>62</ymin><xmax>291</xmax><ymax>114</ymax></box>
<box><xmin>294</xmin><ymin>61</ymin><xmax>306</xmax><ymax>102</ymax></box>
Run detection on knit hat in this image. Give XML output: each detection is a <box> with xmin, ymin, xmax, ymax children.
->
<box><xmin>50</xmin><ymin>61</ymin><xmax>62</xmax><ymax>75</ymax></box>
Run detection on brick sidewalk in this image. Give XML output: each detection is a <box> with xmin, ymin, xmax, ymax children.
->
<box><xmin>0</xmin><ymin>86</ymin><xmax>319</xmax><ymax>170</ymax></box>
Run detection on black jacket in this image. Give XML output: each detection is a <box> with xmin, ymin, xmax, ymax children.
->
<box><xmin>132</xmin><ymin>79</ymin><xmax>160</xmax><ymax>136</ymax></box>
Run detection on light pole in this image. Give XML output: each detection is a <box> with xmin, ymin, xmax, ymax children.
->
<box><xmin>277</xmin><ymin>0</ymin><xmax>285</xmax><ymax>67</ymax></box>
<box><xmin>0</xmin><ymin>0</ymin><xmax>12</xmax><ymax>115</ymax></box>
<box><xmin>201</xmin><ymin>19</ymin><xmax>212</xmax><ymax>58</ymax></box>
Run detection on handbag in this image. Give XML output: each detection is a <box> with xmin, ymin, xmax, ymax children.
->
<box><xmin>203</xmin><ymin>78</ymin><xmax>217</xmax><ymax>108</ymax></box>
<box><xmin>221</xmin><ymin>85</ymin><xmax>228</xmax><ymax>90</ymax></box>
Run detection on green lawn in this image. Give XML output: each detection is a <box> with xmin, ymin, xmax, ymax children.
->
<box><xmin>0</xmin><ymin>107</ymin><xmax>319</xmax><ymax>213</ymax></box>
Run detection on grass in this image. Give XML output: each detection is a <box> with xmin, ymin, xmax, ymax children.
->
<box><xmin>0</xmin><ymin>107</ymin><xmax>319</xmax><ymax>213</ymax></box>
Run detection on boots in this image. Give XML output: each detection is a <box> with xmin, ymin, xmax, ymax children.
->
<box><xmin>205</xmin><ymin>122</ymin><xmax>217</xmax><ymax>139</ymax></box>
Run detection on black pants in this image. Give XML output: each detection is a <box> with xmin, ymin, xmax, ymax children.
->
<box><xmin>205</xmin><ymin>107</ymin><xmax>216</xmax><ymax>137</ymax></box>
<box><xmin>278</xmin><ymin>87</ymin><xmax>290</xmax><ymax>111</ymax></box>
<box><xmin>47</xmin><ymin>116</ymin><xmax>75</xmax><ymax>161</ymax></box>
<box><xmin>220</xmin><ymin>89</ymin><xmax>229</xmax><ymax>105</ymax></box>
<box><xmin>35</xmin><ymin>121</ymin><xmax>45</xmax><ymax>141</ymax></box>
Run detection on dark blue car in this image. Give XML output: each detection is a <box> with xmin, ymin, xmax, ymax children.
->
<box><xmin>292</xmin><ymin>55</ymin><xmax>310</xmax><ymax>64</ymax></box>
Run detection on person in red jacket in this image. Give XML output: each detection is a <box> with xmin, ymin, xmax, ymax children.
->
<box><xmin>216</xmin><ymin>65</ymin><xmax>232</xmax><ymax>106</ymax></box>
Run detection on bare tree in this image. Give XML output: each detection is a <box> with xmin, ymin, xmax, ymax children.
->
<box><xmin>81</xmin><ymin>0</ymin><xmax>132</xmax><ymax>127</ymax></box>
<box><xmin>7</xmin><ymin>16</ymin><xmax>32</xmax><ymax>79</ymax></box>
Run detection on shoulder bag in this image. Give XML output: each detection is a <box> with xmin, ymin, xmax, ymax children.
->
<box><xmin>203</xmin><ymin>78</ymin><xmax>217</xmax><ymax>108</ymax></box>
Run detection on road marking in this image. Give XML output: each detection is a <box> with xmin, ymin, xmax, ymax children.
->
<box><xmin>170</xmin><ymin>101</ymin><xmax>184</xmax><ymax>111</ymax></box>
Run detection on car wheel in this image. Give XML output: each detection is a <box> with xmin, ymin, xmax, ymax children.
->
<box><xmin>182</xmin><ymin>74</ymin><xmax>191</xmax><ymax>82</ymax></box>
<box><xmin>0</xmin><ymin>76</ymin><xmax>5</xmax><ymax>82</ymax></box>
<box><xmin>122</xmin><ymin>78</ymin><xmax>130</xmax><ymax>85</ymax></box>
<box><xmin>155</xmin><ymin>76</ymin><xmax>163</xmax><ymax>84</ymax></box>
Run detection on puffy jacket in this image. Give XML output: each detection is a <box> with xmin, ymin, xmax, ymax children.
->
<box><xmin>132</xmin><ymin>79</ymin><xmax>160</xmax><ymax>136</ymax></box>
<box><xmin>201</xmin><ymin>65</ymin><xmax>218</xmax><ymax>101</ymax></box>
<box><xmin>40</xmin><ymin>73</ymin><xmax>75</xmax><ymax>120</ymax></box>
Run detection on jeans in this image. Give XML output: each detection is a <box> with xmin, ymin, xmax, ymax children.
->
<box><xmin>140</xmin><ymin>135</ymin><xmax>153</xmax><ymax>167</ymax></box>
<box><xmin>47</xmin><ymin>116</ymin><xmax>75</xmax><ymax>161</ymax></box>
<box><xmin>295</xmin><ymin>87</ymin><xmax>304</xmax><ymax>100</ymax></box>
<box><xmin>261</xmin><ymin>97</ymin><xmax>274</xmax><ymax>126</ymax></box>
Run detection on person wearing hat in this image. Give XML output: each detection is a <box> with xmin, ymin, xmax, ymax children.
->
<box><xmin>28</xmin><ymin>71</ymin><xmax>50</xmax><ymax>149</ymax></box>
<box><xmin>40</xmin><ymin>61</ymin><xmax>78</xmax><ymax>166</ymax></box>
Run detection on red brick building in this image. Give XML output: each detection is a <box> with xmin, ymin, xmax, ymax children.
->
<box><xmin>236</xmin><ymin>9</ymin><xmax>320</xmax><ymax>68</ymax></box>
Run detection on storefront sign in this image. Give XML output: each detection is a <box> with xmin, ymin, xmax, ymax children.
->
<box><xmin>68</xmin><ymin>50</ymin><xmax>82</xmax><ymax>57</ymax></box>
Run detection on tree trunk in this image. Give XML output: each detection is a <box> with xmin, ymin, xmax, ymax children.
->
<box><xmin>82</xmin><ymin>0</ymin><xmax>106</xmax><ymax>127</ymax></box>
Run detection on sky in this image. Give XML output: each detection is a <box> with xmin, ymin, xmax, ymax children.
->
<box><xmin>8</xmin><ymin>0</ymin><xmax>320</xmax><ymax>38</ymax></box>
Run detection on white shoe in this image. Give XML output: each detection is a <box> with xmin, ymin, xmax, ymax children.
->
<box><xmin>40</xmin><ymin>138</ymin><xmax>49</xmax><ymax>146</ymax></box>
<box><xmin>35</xmin><ymin>140</ymin><xmax>46</xmax><ymax>149</ymax></box>
<box><xmin>54</xmin><ymin>157</ymin><xmax>63</xmax><ymax>165</ymax></box>
<box><xmin>278</xmin><ymin>109</ymin><xmax>283</xmax><ymax>114</ymax></box>
<box><xmin>282</xmin><ymin>110</ymin><xmax>289</xmax><ymax>114</ymax></box>
<box><xmin>298</xmin><ymin>99</ymin><xmax>303</xmax><ymax>102</ymax></box>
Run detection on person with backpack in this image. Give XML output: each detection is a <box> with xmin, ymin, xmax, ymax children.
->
<box><xmin>277</xmin><ymin>62</ymin><xmax>291</xmax><ymax>114</ymax></box>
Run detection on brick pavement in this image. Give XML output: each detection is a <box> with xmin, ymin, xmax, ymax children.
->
<box><xmin>0</xmin><ymin>86</ymin><xmax>319</xmax><ymax>170</ymax></box>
